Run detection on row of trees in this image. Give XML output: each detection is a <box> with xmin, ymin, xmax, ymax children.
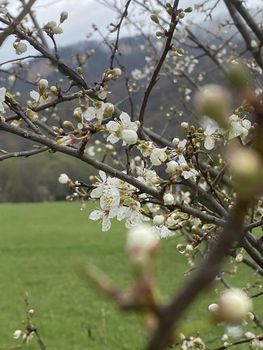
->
<box><xmin>0</xmin><ymin>0</ymin><xmax>263</xmax><ymax>349</ymax></box>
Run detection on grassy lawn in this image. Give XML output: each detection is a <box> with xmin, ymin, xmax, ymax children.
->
<box><xmin>0</xmin><ymin>202</ymin><xmax>262</xmax><ymax>350</ymax></box>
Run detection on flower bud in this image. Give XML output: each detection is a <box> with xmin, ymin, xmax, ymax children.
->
<box><xmin>73</xmin><ymin>108</ymin><xmax>83</xmax><ymax>122</ymax></box>
<box><xmin>63</xmin><ymin>120</ymin><xmax>75</xmax><ymax>131</ymax></box>
<box><xmin>208</xmin><ymin>303</ymin><xmax>219</xmax><ymax>313</ymax></box>
<box><xmin>153</xmin><ymin>215</ymin><xmax>165</xmax><ymax>226</ymax></box>
<box><xmin>150</xmin><ymin>14</ymin><xmax>159</xmax><ymax>24</ymax></box>
<box><xmin>103</xmin><ymin>103</ymin><xmax>115</xmax><ymax>118</ymax></box>
<box><xmin>172</xmin><ymin>137</ymin><xmax>180</xmax><ymax>146</ymax></box>
<box><xmin>38</xmin><ymin>79</ymin><xmax>48</xmax><ymax>94</ymax></box>
<box><xmin>50</xmin><ymin>85</ymin><xmax>58</xmax><ymax>95</ymax></box>
<box><xmin>112</xmin><ymin>68</ymin><xmax>122</xmax><ymax>79</ymax></box>
<box><xmin>163</xmin><ymin>193</ymin><xmax>175</xmax><ymax>205</ymax></box>
<box><xmin>194</xmin><ymin>84</ymin><xmax>231</xmax><ymax>128</ymax></box>
<box><xmin>60</xmin><ymin>11</ymin><xmax>68</xmax><ymax>23</ymax></box>
<box><xmin>58</xmin><ymin>173</ymin><xmax>70</xmax><ymax>184</ymax></box>
<box><xmin>184</xmin><ymin>7</ymin><xmax>193</xmax><ymax>12</ymax></box>
<box><xmin>181</xmin><ymin>122</ymin><xmax>189</xmax><ymax>129</ymax></box>
<box><xmin>166</xmin><ymin>160</ymin><xmax>179</xmax><ymax>174</ymax></box>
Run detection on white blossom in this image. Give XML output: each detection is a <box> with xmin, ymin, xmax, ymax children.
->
<box><xmin>204</xmin><ymin>125</ymin><xmax>218</xmax><ymax>150</ymax></box>
<box><xmin>126</xmin><ymin>223</ymin><xmax>159</xmax><ymax>263</ymax></box>
<box><xmin>150</xmin><ymin>147</ymin><xmax>167</xmax><ymax>166</ymax></box>
<box><xmin>217</xmin><ymin>288</ymin><xmax>253</xmax><ymax>323</ymax></box>
<box><xmin>89</xmin><ymin>207</ymin><xmax>118</xmax><ymax>232</ymax></box>
<box><xmin>228</xmin><ymin>114</ymin><xmax>251</xmax><ymax>142</ymax></box>
<box><xmin>106</xmin><ymin>112</ymin><xmax>138</xmax><ymax>145</ymax></box>
<box><xmin>117</xmin><ymin>201</ymin><xmax>143</xmax><ymax>228</ymax></box>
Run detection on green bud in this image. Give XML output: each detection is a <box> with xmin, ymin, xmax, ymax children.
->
<box><xmin>63</xmin><ymin>120</ymin><xmax>75</xmax><ymax>131</ymax></box>
<box><xmin>184</xmin><ymin>7</ymin><xmax>193</xmax><ymax>13</ymax></box>
<box><xmin>150</xmin><ymin>14</ymin><xmax>159</xmax><ymax>24</ymax></box>
<box><xmin>194</xmin><ymin>84</ymin><xmax>231</xmax><ymax>128</ymax></box>
<box><xmin>179</xmin><ymin>12</ymin><xmax>185</xmax><ymax>19</ymax></box>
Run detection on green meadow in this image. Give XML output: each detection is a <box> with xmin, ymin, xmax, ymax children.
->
<box><xmin>0</xmin><ymin>202</ymin><xmax>262</xmax><ymax>350</ymax></box>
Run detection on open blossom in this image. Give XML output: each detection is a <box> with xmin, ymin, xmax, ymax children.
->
<box><xmin>137</xmin><ymin>168</ymin><xmax>160</xmax><ymax>186</ymax></box>
<box><xmin>0</xmin><ymin>87</ymin><xmax>6</xmax><ymax>113</ymax></box>
<box><xmin>106</xmin><ymin>112</ymin><xmax>138</xmax><ymax>145</ymax></box>
<box><xmin>228</xmin><ymin>114</ymin><xmax>251</xmax><ymax>142</ymax></box>
<box><xmin>137</xmin><ymin>141</ymin><xmax>155</xmax><ymax>157</ymax></box>
<box><xmin>89</xmin><ymin>207</ymin><xmax>118</xmax><ymax>231</ymax></box>
<box><xmin>204</xmin><ymin>124</ymin><xmax>218</xmax><ymax>150</ymax></box>
<box><xmin>89</xmin><ymin>171</ymin><xmax>121</xmax><ymax>231</ymax></box>
<box><xmin>117</xmin><ymin>200</ymin><xmax>144</xmax><ymax>228</ymax></box>
<box><xmin>83</xmin><ymin>102</ymin><xmax>114</xmax><ymax>123</ymax></box>
<box><xmin>150</xmin><ymin>147</ymin><xmax>167</xmax><ymax>166</ymax></box>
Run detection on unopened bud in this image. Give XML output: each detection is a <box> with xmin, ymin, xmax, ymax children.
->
<box><xmin>38</xmin><ymin>79</ymin><xmax>48</xmax><ymax>94</ymax></box>
<box><xmin>60</xmin><ymin>11</ymin><xmax>68</xmax><ymax>23</ymax></box>
<box><xmin>163</xmin><ymin>192</ymin><xmax>175</xmax><ymax>205</ymax></box>
<box><xmin>153</xmin><ymin>215</ymin><xmax>165</xmax><ymax>226</ymax></box>
<box><xmin>103</xmin><ymin>103</ymin><xmax>115</xmax><ymax>118</ymax></box>
<box><xmin>50</xmin><ymin>85</ymin><xmax>58</xmax><ymax>95</ymax></box>
<box><xmin>181</xmin><ymin>122</ymin><xmax>189</xmax><ymax>129</ymax></box>
<box><xmin>73</xmin><ymin>108</ymin><xmax>83</xmax><ymax>122</ymax></box>
<box><xmin>150</xmin><ymin>14</ymin><xmax>159</xmax><ymax>23</ymax></box>
<box><xmin>58</xmin><ymin>173</ymin><xmax>70</xmax><ymax>184</ymax></box>
<box><xmin>63</xmin><ymin>120</ymin><xmax>75</xmax><ymax>131</ymax></box>
<box><xmin>184</xmin><ymin>7</ymin><xmax>193</xmax><ymax>13</ymax></box>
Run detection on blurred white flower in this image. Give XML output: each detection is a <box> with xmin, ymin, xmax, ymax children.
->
<box><xmin>13</xmin><ymin>330</ymin><xmax>22</xmax><ymax>339</ymax></box>
<box><xmin>218</xmin><ymin>288</ymin><xmax>253</xmax><ymax>323</ymax></box>
<box><xmin>126</xmin><ymin>223</ymin><xmax>159</xmax><ymax>263</ymax></box>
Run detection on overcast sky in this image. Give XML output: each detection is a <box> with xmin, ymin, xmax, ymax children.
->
<box><xmin>1</xmin><ymin>0</ymin><xmax>262</xmax><ymax>63</ymax></box>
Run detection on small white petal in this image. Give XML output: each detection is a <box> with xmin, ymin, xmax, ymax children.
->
<box><xmin>204</xmin><ymin>136</ymin><xmax>215</xmax><ymax>150</ymax></box>
<box><xmin>89</xmin><ymin>210</ymin><xmax>102</xmax><ymax>220</ymax></box>
<box><xmin>30</xmin><ymin>90</ymin><xmax>40</xmax><ymax>101</ymax></box>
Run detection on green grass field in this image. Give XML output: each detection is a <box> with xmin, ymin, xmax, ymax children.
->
<box><xmin>0</xmin><ymin>202</ymin><xmax>262</xmax><ymax>350</ymax></box>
